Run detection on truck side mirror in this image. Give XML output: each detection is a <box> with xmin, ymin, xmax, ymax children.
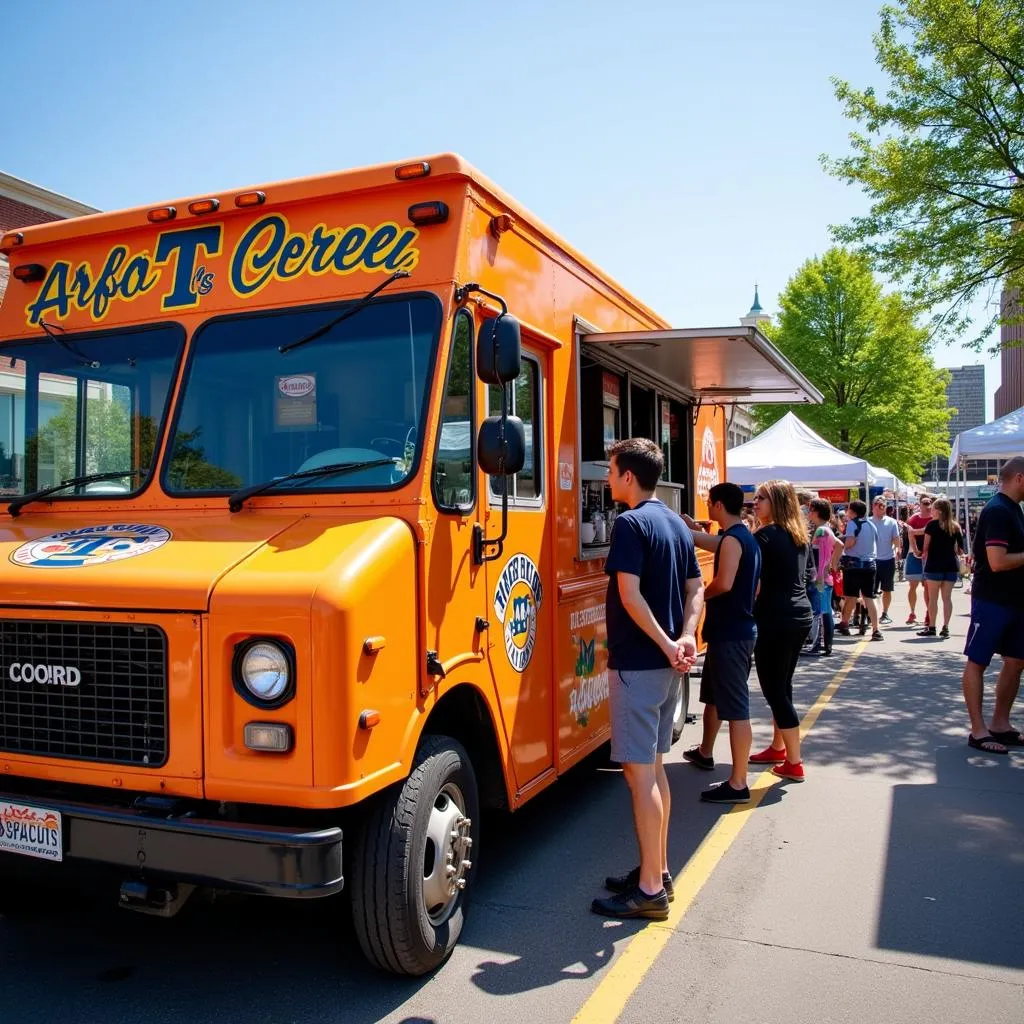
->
<box><xmin>477</xmin><ymin>415</ymin><xmax>526</xmax><ymax>476</ymax></box>
<box><xmin>477</xmin><ymin>315</ymin><xmax>522</xmax><ymax>385</ymax></box>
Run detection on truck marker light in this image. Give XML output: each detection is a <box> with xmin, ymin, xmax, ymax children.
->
<box><xmin>408</xmin><ymin>201</ymin><xmax>448</xmax><ymax>226</ymax></box>
<box><xmin>363</xmin><ymin>636</ymin><xmax>387</xmax><ymax>654</ymax></box>
<box><xmin>234</xmin><ymin>190</ymin><xmax>266</xmax><ymax>208</ymax></box>
<box><xmin>187</xmin><ymin>198</ymin><xmax>220</xmax><ymax>215</ymax></box>
<box><xmin>395</xmin><ymin>162</ymin><xmax>431</xmax><ymax>180</ymax></box>
<box><xmin>243</xmin><ymin>722</ymin><xmax>292</xmax><ymax>752</ymax></box>
<box><xmin>146</xmin><ymin>206</ymin><xmax>176</xmax><ymax>224</ymax></box>
<box><xmin>12</xmin><ymin>264</ymin><xmax>46</xmax><ymax>283</ymax></box>
<box><xmin>358</xmin><ymin>710</ymin><xmax>381</xmax><ymax>730</ymax></box>
<box><xmin>1</xmin><ymin>231</ymin><xmax>24</xmax><ymax>248</ymax></box>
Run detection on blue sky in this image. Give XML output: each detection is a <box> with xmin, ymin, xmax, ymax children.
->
<box><xmin>3</xmin><ymin>0</ymin><xmax>1000</xmax><ymax>415</ymax></box>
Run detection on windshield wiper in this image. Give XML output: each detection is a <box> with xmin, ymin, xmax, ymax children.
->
<box><xmin>228</xmin><ymin>460</ymin><xmax>398</xmax><ymax>513</ymax></box>
<box><xmin>39</xmin><ymin>319</ymin><xmax>101</xmax><ymax>369</ymax></box>
<box><xmin>278</xmin><ymin>270</ymin><xmax>410</xmax><ymax>355</ymax></box>
<box><xmin>8</xmin><ymin>470</ymin><xmax>144</xmax><ymax>518</ymax></box>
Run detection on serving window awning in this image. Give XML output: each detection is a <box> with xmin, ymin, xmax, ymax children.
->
<box><xmin>581</xmin><ymin>326</ymin><xmax>823</xmax><ymax>405</ymax></box>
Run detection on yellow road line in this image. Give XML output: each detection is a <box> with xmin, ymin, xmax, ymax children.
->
<box><xmin>571</xmin><ymin>639</ymin><xmax>869</xmax><ymax>1024</ymax></box>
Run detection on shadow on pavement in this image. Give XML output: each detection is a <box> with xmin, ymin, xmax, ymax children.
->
<box><xmin>0</xmin><ymin>744</ymin><xmax>737</xmax><ymax>1016</ymax></box>
<box><xmin>875</xmin><ymin>745</ymin><xmax>1024</xmax><ymax>970</ymax></box>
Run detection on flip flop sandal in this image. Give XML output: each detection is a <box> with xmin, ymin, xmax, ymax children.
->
<box><xmin>968</xmin><ymin>734</ymin><xmax>1008</xmax><ymax>755</ymax></box>
<box><xmin>989</xmin><ymin>729</ymin><xmax>1024</xmax><ymax>747</ymax></box>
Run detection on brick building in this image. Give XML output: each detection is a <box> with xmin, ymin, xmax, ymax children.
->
<box><xmin>0</xmin><ymin>171</ymin><xmax>98</xmax><ymax>306</ymax></box>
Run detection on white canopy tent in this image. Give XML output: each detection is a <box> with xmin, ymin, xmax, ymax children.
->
<box><xmin>947</xmin><ymin>404</ymin><xmax>1024</xmax><ymax>547</ymax></box>
<box><xmin>727</xmin><ymin>412</ymin><xmax>872</xmax><ymax>491</ymax></box>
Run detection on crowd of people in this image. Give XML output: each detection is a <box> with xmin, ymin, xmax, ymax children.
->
<box><xmin>589</xmin><ymin>437</ymin><xmax>1024</xmax><ymax>922</ymax></box>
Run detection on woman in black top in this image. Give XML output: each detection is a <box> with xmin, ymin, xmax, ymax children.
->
<box><xmin>918</xmin><ymin>497</ymin><xmax>965</xmax><ymax>638</ymax></box>
<box><xmin>750</xmin><ymin>479</ymin><xmax>813</xmax><ymax>782</ymax></box>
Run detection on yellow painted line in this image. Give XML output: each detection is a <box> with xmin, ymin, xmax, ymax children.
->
<box><xmin>571</xmin><ymin>639</ymin><xmax>870</xmax><ymax>1024</ymax></box>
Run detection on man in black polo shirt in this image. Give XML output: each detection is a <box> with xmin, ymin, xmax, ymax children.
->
<box><xmin>962</xmin><ymin>456</ymin><xmax>1024</xmax><ymax>754</ymax></box>
<box><xmin>593</xmin><ymin>438</ymin><xmax>704</xmax><ymax>921</ymax></box>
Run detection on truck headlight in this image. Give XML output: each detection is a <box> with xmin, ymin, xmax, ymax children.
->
<box><xmin>233</xmin><ymin>639</ymin><xmax>294</xmax><ymax>707</ymax></box>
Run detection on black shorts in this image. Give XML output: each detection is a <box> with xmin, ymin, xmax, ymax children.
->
<box><xmin>843</xmin><ymin>566</ymin><xmax>876</xmax><ymax>598</ymax></box>
<box><xmin>699</xmin><ymin>638</ymin><xmax>754</xmax><ymax>721</ymax></box>
<box><xmin>875</xmin><ymin>559</ymin><xmax>896</xmax><ymax>593</ymax></box>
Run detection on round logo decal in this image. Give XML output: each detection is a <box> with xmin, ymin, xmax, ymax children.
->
<box><xmin>492</xmin><ymin>553</ymin><xmax>543</xmax><ymax>673</ymax></box>
<box><xmin>11</xmin><ymin>524</ymin><xmax>171</xmax><ymax>569</ymax></box>
<box><xmin>696</xmin><ymin>426</ymin><xmax>720</xmax><ymax>501</ymax></box>
<box><xmin>278</xmin><ymin>374</ymin><xmax>316</xmax><ymax>398</ymax></box>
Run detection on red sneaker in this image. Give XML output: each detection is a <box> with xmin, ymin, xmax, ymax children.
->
<box><xmin>906</xmin><ymin>613</ymin><xmax>917</xmax><ymax>625</ymax></box>
<box><xmin>772</xmin><ymin>760</ymin><xmax>805</xmax><ymax>782</ymax></box>
<box><xmin>750</xmin><ymin>745</ymin><xmax>787</xmax><ymax>764</ymax></box>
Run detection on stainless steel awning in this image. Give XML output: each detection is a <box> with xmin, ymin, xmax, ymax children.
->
<box><xmin>581</xmin><ymin>326</ymin><xmax>823</xmax><ymax>404</ymax></box>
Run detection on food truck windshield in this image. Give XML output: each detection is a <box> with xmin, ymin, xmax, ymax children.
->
<box><xmin>165</xmin><ymin>293</ymin><xmax>440</xmax><ymax>495</ymax></box>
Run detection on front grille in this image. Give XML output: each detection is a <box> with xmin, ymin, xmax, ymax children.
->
<box><xmin>0</xmin><ymin>620</ymin><xmax>168</xmax><ymax>767</ymax></box>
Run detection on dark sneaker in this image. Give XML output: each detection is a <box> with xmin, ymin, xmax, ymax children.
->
<box><xmin>837</xmin><ymin>623</ymin><xmax>851</xmax><ymax>636</ymax></box>
<box><xmin>700</xmin><ymin>780</ymin><xmax>750</xmax><ymax>804</ymax></box>
<box><xmin>871</xmin><ymin>631</ymin><xmax>884</xmax><ymax>641</ymax></box>
<box><xmin>859</xmin><ymin>621</ymin><xmax>869</xmax><ymax>636</ymax></box>
<box><xmin>604</xmin><ymin>866</ymin><xmax>675</xmax><ymax>901</ymax></box>
<box><xmin>682</xmin><ymin>746</ymin><xmax>714</xmax><ymax>771</ymax></box>
<box><xmin>880</xmin><ymin>613</ymin><xmax>892</xmax><ymax>624</ymax></box>
<box><xmin>939</xmin><ymin>625</ymin><xmax>949</xmax><ymax>638</ymax></box>
<box><xmin>591</xmin><ymin>884</ymin><xmax>670</xmax><ymax>920</ymax></box>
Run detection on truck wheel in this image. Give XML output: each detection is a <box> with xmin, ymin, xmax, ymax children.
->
<box><xmin>351</xmin><ymin>735</ymin><xmax>479</xmax><ymax>976</ymax></box>
<box><xmin>671</xmin><ymin>673</ymin><xmax>691</xmax><ymax>744</ymax></box>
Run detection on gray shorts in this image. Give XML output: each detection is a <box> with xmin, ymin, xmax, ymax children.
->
<box><xmin>699</xmin><ymin>639</ymin><xmax>754</xmax><ymax>721</ymax></box>
<box><xmin>608</xmin><ymin>667</ymin><xmax>680</xmax><ymax>765</ymax></box>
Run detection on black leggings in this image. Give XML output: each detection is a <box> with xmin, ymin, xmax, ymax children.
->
<box><xmin>754</xmin><ymin>626</ymin><xmax>809</xmax><ymax>731</ymax></box>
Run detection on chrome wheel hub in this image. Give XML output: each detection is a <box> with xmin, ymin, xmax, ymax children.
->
<box><xmin>422</xmin><ymin>783</ymin><xmax>472</xmax><ymax>925</ymax></box>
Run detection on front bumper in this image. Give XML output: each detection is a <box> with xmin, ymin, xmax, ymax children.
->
<box><xmin>0</xmin><ymin>788</ymin><xmax>343</xmax><ymax>898</ymax></box>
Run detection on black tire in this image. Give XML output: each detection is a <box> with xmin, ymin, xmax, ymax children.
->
<box><xmin>671</xmin><ymin>673</ymin><xmax>691</xmax><ymax>744</ymax></box>
<box><xmin>350</xmin><ymin>735</ymin><xmax>479</xmax><ymax>976</ymax></box>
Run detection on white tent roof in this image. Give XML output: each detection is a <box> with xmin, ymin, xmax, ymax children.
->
<box><xmin>727</xmin><ymin>412</ymin><xmax>871</xmax><ymax>487</ymax></box>
<box><xmin>950</xmin><ymin>405</ymin><xmax>1024</xmax><ymax>463</ymax></box>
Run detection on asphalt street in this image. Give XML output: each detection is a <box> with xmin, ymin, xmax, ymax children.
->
<box><xmin>1</xmin><ymin>580</ymin><xmax>1022</xmax><ymax>1023</ymax></box>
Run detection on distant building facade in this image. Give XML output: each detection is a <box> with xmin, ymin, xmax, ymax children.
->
<box><xmin>0</xmin><ymin>171</ymin><xmax>98</xmax><ymax>305</ymax></box>
<box><xmin>729</xmin><ymin>286</ymin><xmax>769</xmax><ymax>449</ymax></box>
<box><xmin>928</xmin><ymin>364</ymin><xmax>999</xmax><ymax>480</ymax></box>
<box><xmin>994</xmin><ymin>287</ymin><xmax>1023</xmax><ymax>418</ymax></box>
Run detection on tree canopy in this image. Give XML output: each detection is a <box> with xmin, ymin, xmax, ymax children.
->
<box><xmin>824</xmin><ymin>0</ymin><xmax>1024</xmax><ymax>346</ymax></box>
<box><xmin>753</xmin><ymin>248</ymin><xmax>951</xmax><ymax>482</ymax></box>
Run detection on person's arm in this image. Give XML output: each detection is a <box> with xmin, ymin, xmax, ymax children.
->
<box><xmin>843</xmin><ymin>527</ymin><xmax>857</xmax><ymax>550</ymax></box>
<box><xmin>680</xmin><ymin>512</ymin><xmax>722</xmax><ymax>552</ymax></box>
<box><xmin>891</xmin><ymin>524</ymin><xmax>901</xmax><ymax>558</ymax></box>
<box><xmin>829</xmin><ymin>537</ymin><xmax>842</xmax><ymax>576</ymax></box>
<box><xmin>986</xmin><ymin>545</ymin><xmax>1024</xmax><ymax>572</ymax></box>
<box><xmin>920</xmin><ymin>525</ymin><xmax>932</xmax><ymax>565</ymax></box>
<box><xmin>703</xmin><ymin>534</ymin><xmax>740</xmax><ymax>600</ymax></box>
<box><xmin>680</xmin><ymin>575</ymin><xmax>705</xmax><ymax>665</ymax></box>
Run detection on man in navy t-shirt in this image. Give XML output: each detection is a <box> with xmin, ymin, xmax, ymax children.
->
<box><xmin>592</xmin><ymin>438</ymin><xmax>704</xmax><ymax>922</ymax></box>
<box><xmin>962</xmin><ymin>456</ymin><xmax>1024</xmax><ymax>754</ymax></box>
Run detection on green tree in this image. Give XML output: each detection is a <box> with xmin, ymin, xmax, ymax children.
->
<box><xmin>824</xmin><ymin>0</ymin><xmax>1024</xmax><ymax>346</ymax></box>
<box><xmin>36</xmin><ymin>394</ymin><xmax>135</xmax><ymax>483</ymax></box>
<box><xmin>752</xmin><ymin>249</ymin><xmax>951</xmax><ymax>482</ymax></box>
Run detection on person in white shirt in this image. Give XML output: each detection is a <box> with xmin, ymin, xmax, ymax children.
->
<box><xmin>870</xmin><ymin>498</ymin><xmax>902</xmax><ymax>624</ymax></box>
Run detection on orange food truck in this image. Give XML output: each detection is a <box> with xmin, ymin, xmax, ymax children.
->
<box><xmin>0</xmin><ymin>155</ymin><xmax>819</xmax><ymax>974</ymax></box>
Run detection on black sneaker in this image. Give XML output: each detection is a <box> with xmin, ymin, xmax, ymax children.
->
<box><xmin>880</xmin><ymin>613</ymin><xmax>893</xmax><ymax>625</ymax></box>
<box><xmin>700</xmin><ymin>780</ymin><xmax>751</xmax><ymax>804</ymax></box>
<box><xmin>871</xmin><ymin>631</ymin><xmax>884</xmax><ymax>641</ymax></box>
<box><xmin>591</xmin><ymin>884</ymin><xmax>670</xmax><ymax>920</ymax></box>
<box><xmin>682</xmin><ymin>746</ymin><xmax>714</xmax><ymax>771</ymax></box>
<box><xmin>604</xmin><ymin>866</ymin><xmax>675</xmax><ymax>901</ymax></box>
<box><xmin>837</xmin><ymin>624</ymin><xmax>851</xmax><ymax>636</ymax></box>
<box><xmin>859</xmin><ymin>621</ymin><xmax>869</xmax><ymax>636</ymax></box>
<box><xmin>800</xmin><ymin>646</ymin><xmax>822</xmax><ymax>657</ymax></box>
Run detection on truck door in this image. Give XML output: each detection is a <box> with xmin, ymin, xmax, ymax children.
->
<box><xmin>483</xmin><ymin>344</ymin><xmax>554</xmax><ymax>790</ymax></box>
<box><xmin>425</xmin><ymin>309</ymin><xmax>490</xmax><ymax>702</ymax></box>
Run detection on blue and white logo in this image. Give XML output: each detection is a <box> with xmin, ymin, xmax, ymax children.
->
<box><xmin>11</xmin><ymin>524</ymin><xmax>171</xmax><ymax>569</ymax></box>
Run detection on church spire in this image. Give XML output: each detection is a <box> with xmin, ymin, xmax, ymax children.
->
<box><xmin>748</xmin><ymin>283</ymin><xmax>763</xmax><ymax>315</ymax></box>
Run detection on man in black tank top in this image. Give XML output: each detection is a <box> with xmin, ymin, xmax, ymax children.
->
<box><xmin>683</xmin><ymin>483</ymin><xmax>762</xmax><ymax>803</ymax></box>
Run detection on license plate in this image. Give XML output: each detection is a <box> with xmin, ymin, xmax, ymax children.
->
<box><xmin>0</xmin><ymin>802</ymin><xmax>63</xmax><ymax>862</ymax></box>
